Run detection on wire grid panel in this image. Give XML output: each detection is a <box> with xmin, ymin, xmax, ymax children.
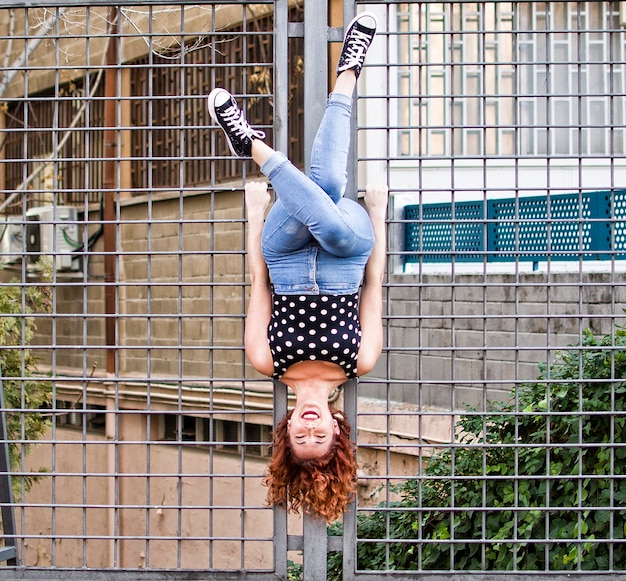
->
<box><xmin>1</xmin><ymin>1</ymin><xmax>626</xmax><ymax>580</ymax></box>
<box><xmin>0</xmin><ymin>2</ymin><xmax>290</xmax><ymax>576</ymax></box>
<box><xmin>354</xmin><ymin>0</ymin><xmax>626</xmax><ymax>577</ymax></box>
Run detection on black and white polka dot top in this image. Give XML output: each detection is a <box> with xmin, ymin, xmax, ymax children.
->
<box><xmin>268</xmin><ymin>293</ymin><xmax>361</xmax><ymax>380</ymax></box>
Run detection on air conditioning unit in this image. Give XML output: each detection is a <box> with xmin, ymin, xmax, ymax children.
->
<box><xmin>0</xmin><ymin>216</ymin><xmax>24</xmax><ymax>265</ymax></box>
<box><xmin>26</xmin><ymin>206</ymin><xmax>80</xmax><ymax>271</ymax></box>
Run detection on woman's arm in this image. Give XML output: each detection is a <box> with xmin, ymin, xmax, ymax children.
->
<box><xmin>243</xmin><ymin>181</ymin><xmax>275</xmax><ymax>376</ymax></box>
<box><xmin>357</xmin><ymin>184</ymin><xmax>389</xmax><ymax>376</ymax></box>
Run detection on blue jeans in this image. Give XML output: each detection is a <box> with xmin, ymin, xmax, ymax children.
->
<box><xmin>260</xmin><ymin>93</ymin><xmax>375</xmax><ymax>295</ymax></box>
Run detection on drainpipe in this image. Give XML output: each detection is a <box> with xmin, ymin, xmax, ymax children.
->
<box><xmin>103</xmin><ymin>6</ymin><xmax>119</xmax><ymax>569</ymax></box>
<box><xmin>103</xmin><ymin>7</ymin><xmax>119</xmax><ymax>376</ymax></box>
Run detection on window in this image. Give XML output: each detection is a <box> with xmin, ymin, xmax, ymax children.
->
<box><xmin>2</xmin><ymin>79</ymin><xmax>104</xmax><ymax>213</ymax></box>
<box><xmin>162</xmin><ymin>414</ymin><xmax>198</xmax><ymax>442</ymax></box>
<box><xmin>518</xmin><ymin>2</ymin><xmax>625</xmax><ymax>156</ymax></box>
<box><xmin>159</xmin><ymin>414</ymin><xmax>271</xmax><ymax>457</ymax></box>
<box><xmin>397</xmin><ymin>2</ymin><xmax>626</xmax><ymax>158</ymax></box>
<box><xmin>128</xmin><ymin>7</ymin><xmax>305</xmax><ymax>191</ymax></box>
<box><xmin>1</xmin><ymin>6</ymin><xmax>306</xmax><ymax>214</ymax></box>
<box><xmin>55</xmin><ymin>400</ymin><xmax>106</xmax><ymax>433</ymax></box>
<box><xmin>212</xmin><ymin>419</ymin><xmax>271</xmax><ymax>457</ymax></box>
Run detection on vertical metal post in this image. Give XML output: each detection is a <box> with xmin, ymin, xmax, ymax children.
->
<box><xmin>302</xmin><ymin>513</ymin><xmax>328</xmax><ymax>581</ymax></box>
<box><xmin>275</xmin><ymin>1</ymin><xmax>359</xmax><ymax>578</ymax></box>
<box><xmin>303</xmin><ymin>0</ymin><xmax>329</xmax><ymax>173</ymax></box>
<box><xmin>0</xmin><ymin>374</ymin><xmax>18</xmax><ymax>565</ymax></box>
<box><xmin>273</xmin><ymin>1</ymin><xmax>290</xmax><ymax>578</ymax></box>
<box><xmin>272</xmin><ymin>381</ymin><xmax>289</xmax><ymax>579</ymax></box>
<box><xmin>341</xmin><ymin>1</ymin><xmax>358</xmax><ymax>578</ymax></box>
<box><xmin>301</xmin><ymin>1</ymin><xmax>332</xmax><ymax>579</ymax></box>
<box><xmin>343</xmin><ymin>0</ymin><xmax>358</xmax><ymax>202</ymax></box>
<box><xmin>274</xmin><ymin>0</ymin><xmax>290</xmax><ymax>155</ymax></box>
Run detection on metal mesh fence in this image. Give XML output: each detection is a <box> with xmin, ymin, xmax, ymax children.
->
<box><xmin>357</xmin><ymin>2</ymin><xmax>626</xmax><ymax>577</ymax></box>
<box><xmin>0</xmin><ymin>2</ymin><xmax>283</xmax><ymax>576</ymax></box>
<box><xmin>0</xmin><ymin>1</ymin><xmax>625</xmax><ymax>579</ymax></box>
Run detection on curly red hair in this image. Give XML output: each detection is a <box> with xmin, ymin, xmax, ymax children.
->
<box><xmin>263</xmin><ymin>408</ymin><xmax>358</xmax><ymax>523</ymax></box>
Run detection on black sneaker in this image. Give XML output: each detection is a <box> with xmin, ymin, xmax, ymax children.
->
<box><xmin>336</xmin><ymin>12</ymin><xmax>377</xmax><ymax>78</ymax></box>
<box><xmin>207</xmin><ymin>88</ymin><xmax>266</xmax><ymax>157</ymax></box>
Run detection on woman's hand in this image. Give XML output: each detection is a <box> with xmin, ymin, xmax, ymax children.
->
<box><xmin>364</xmin><ymin>183</ymin><xmax>389</xmax><ymax>221</ymax></box>
<box><xmin>245</xmin><ymin>181</ymin><xmax>270</xmax><ymax>219</ymax></box>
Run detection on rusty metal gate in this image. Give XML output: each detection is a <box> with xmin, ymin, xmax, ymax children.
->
<box><xmin>0</xmin><ymin>1</ymin><xmax>625</xmax><ymax>580</ymax></box>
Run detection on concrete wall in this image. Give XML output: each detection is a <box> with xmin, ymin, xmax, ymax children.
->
<box><xmin>20</xmin><ymin>425</ymin><xmax>272</xmax><ymax>570</ymax></box>
<box><xmin>19</xmin><ymin>413</ymin><xmax>422</xmax><ymax>569</ymax></box>
<box><xmin>362</xmin><ymin>270</ymin><xmax>626</xmax><ymax>411</ymax></box>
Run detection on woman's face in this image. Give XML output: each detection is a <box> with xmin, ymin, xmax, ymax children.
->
<box><xmin>287</xmin><ymin>403</ymin><xmax>340</xmax><ymax>459</ymax></box>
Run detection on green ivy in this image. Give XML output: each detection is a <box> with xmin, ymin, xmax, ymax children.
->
<box><xmin>0</xmin><ymin>260</ymin><xmax>53</xmax><ymax>498</ymax></box>
<box><xmin>325</xmin><ymin>323</ymin><xmax>626</xmax><ymax>577</ymax></box>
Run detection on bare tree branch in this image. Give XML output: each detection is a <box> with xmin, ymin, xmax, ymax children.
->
<box><xmin>0</xmin><ymin>6</ymin><xmax>68</xmax><ymax>98</ymax></box>
<box><xmin>0</xmin><ymin>12</ymin><xmax>111</xmax><ymax>214</ymax></box>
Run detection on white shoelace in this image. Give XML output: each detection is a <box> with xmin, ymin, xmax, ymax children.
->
<box><xmin>343</xmin><ymin>29</ymin><xmax>373</xmax><ymax>66</ymax></box>
<box><xmin>221</xmin><ymin>104</ymin><xmax>265</xmax><ymax>141</ymax></box>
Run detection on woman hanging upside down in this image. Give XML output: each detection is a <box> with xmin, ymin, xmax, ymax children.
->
<box><xmin>208</xmin><ymin>11</ymin><xmax>388</xmax><ymax>522</ymax></box>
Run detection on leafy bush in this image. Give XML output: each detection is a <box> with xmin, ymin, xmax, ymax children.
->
<box><xmin>327</xmin><ymin>325</ymin><xmax>626</xmax><ymax>576</ymax></box>
<box><xmin>286</xmin><ymin>560</ymin><xmax>302</xmax><ymax>580</ymax></box>
<box><xmin>0</xmin><ymin>263</ymin><xmax>53</xmax><ymax>497</ymax></box>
